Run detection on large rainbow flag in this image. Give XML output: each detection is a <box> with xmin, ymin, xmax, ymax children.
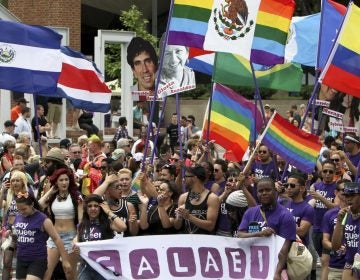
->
<box><xmin>169</xmin><ymin>0</ymin><xmax>295</xmax><ymax>66</ymax></box>
<box><xmin>203</xmin><ymin>83</ymin><xmax>262</xmax><ymax>161</ymax></box>
<box><xmin>261</xmin><ymin>113</ymin><xmax>322</xmax><ymax>173</ymax></box>
<box><xmin>319</xmin><ymin>2</ymin><xmax>360</xmax><ymax>98</ymax></box>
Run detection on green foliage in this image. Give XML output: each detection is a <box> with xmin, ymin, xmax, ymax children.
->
<box><xmin>105</xmin><ymin>5</ymin><xmax>158</xmax><ymax>80</ymax></box>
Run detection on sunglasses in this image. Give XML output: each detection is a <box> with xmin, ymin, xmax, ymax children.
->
<box><xmin>17</xmin><ymin>192</ymin><xmax>29</xmax><ymax>199</ymax></box>
<box><xmin>331</xmin><ymin>158</ymin><xmax>340</xmax><ymax>162</ymax></box>
<box><xmin>322</xmin><ymin>169</ymin><xmax>334</xmax><ymax>174</ymax></box>
<box><xmin>283</xmin><ymin>183</ymin><xmax>299</xmax><ymax>189</ymax></box>
<box><xmin>170</xmin><ymin>158</ymin><xmax>179</xmax><ymax>162</ymax></box>
<box><xmin>72</xmin><ymin>151</ymin><xmax>81</xmax><ymax>154</ymax></box>
<box><xmin>258</xmin><ymin>150</ymin><xmax>267</xmax><ymax>154</ymax></box>
<box><xmin>336</xmin><ymin>188</ymin><xmax>345</xmax><ymax>193</ymax></box>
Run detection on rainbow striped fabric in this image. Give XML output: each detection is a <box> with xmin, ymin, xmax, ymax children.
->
<box><xmin>262</xmin><ymin>113</ymin><xmax>322</xmax><ymax>173</ymax></box>
<box><xmin>203</xmin><ymin>83</ymin><xmax>262</xmax><ymax>161</ymax></box>
<box><xmin>169</xmin><ymin>0</ymin><xmax>295</xmax><ymax>66</ymax></box>
<box><xmin>168</xmin><ymin>0</ymin><xmax>213</xmax><ymax>49</ymax></box>
<box><xmin>319</xmin><ymin>2</ymin><xmax>360</xmax><ymax>98</ymax></box>
<box><xmin>250</xmin><ymin>0</ymin><xmax>296</xmax><ymax>65</ymax></box>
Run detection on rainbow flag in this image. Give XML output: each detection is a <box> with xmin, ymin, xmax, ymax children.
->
<box><xmin>319</xmin><ymin>2</ymin><xmax>360</xmax><ymax>98</ymax></box>
<box><xmin>168</xmin><ymin>0</ymin><xmax>213</xmax><ymax>49</ymax></box>
<box><xmin>261</xmin><ymin>113</ymin><xmax>322</xmax><ymax>173</ymax></box>
<box><xmin>203</xmin><ymin>83</ymin><xmax>263</xmax><ymax>162</ymax></box>
<box><xmin>250</xmin><ymin>0</ymin><xmax>296</xmax><ymax>65</ymax></box>
<box><xmin>169</xmin><ymin>0</ymin><xmax>295</xmax><ymax>66</ymax></box>
<box><xmin>213</xmin><ymin>53</ymin><xmax>303</xmax><ymax>92</ymax></box>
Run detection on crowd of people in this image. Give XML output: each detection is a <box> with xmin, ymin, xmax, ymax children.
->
<box><xmin>0</xmin><ymin>102</ymin><xmax>359</xmax><ymax>280</ymax></box>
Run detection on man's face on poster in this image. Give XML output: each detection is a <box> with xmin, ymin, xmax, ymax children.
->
<box><xmin>163</xmin><ymin>45</ymin><xmax>188</xmax><ymax>76</ymax></box>
<box><xmin>132</xmin><ymin>51</ymin><xmax>156</xmax><ymax>91</ymax></box>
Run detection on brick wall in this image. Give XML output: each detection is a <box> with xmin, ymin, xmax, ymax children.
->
<box><xmin>8</xmin><ymin>0</ymin><xmax>81</xmax><ymax>50</ymax></box>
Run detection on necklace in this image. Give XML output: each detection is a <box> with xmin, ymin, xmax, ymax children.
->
<box><xmin>57</xmin><ymin>193</ymin><xmax>69</xmax><ymax>202</ymax></box>
<box><xmin>189</xmin><ymin>189</ymin><xmax>205</xmax><ymax>201</ymax></box>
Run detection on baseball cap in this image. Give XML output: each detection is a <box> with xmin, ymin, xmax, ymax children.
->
<box><xmin>345</xmin><ymin>135</ymin><xmax>360</xmax><ymax>145</ymax></box>
<box><xmin>117</xmin><ymin>138</ymin><xmax>130</xmax><ymax>149</ymax></box>
<box><xmin>344</xmin><ymin>182</ymin><xmax>360</xmax><ymax>195</ymax></box>
<box><xmin>4</xmin><ymin>120</ymin><xmax>16</xmax><ymax>127</ymax></box>
<box><xmin>111</xmin><ymin>149</ymin><xmax>125</xmax><ymax>160</ymax></box>
<box><xmin>59</xmin><ymin>138</ymin><xmax>71</xmax><ymax>149</ymax></box>
<box><xmin>264</xmin><ymin>104</ymin><xmax>270</xmax><ymax>109</ymax></box>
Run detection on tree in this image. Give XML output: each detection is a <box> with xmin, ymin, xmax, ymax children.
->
<box><xmin>105</xmin><ymin>5</ymin><xmax>158</xmax><ymax>81</ymax></box>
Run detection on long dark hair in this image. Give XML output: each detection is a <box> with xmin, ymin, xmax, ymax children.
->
<box><xmin>46</xmin><ymin>168</ymin><xmax>81</xmax><ymax>225</ymax></box>
<box><xmin>78</xmin><ymin>194</ymin><xmax>114</xmax><ymax>242</ymax></box>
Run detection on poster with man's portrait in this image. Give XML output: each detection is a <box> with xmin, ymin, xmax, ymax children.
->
<box><xmin>126</xmin><ymin>37</ymin><xmax>162</xmax><ymax>101</ymax></box>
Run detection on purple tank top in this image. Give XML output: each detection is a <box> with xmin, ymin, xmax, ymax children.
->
<box><xmin>14</xmin><ymin>210</ymin><xmax>48</xmax><ymax>261</ymax></box>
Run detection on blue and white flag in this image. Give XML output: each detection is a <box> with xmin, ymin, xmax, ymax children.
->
<box><xmin>285</xmin><ymin>13</ymin><xmax>320</xmax><ymax>67</ymax></box>
<box><xmin>0</xmin><ymin>21</ymin><xmax>62</xmax><ymax>94</ymax></box>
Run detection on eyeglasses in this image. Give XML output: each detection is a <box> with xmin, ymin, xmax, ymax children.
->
<box><xmin>87</xmin><ymin>204</ymin><xmax>100</xmax><ymax>208</ymax></box>
<box><xmin>283</xmin><ymin>183</ymin><xmax>300</xmax><ymax>189</ymax></box>
<box><xmin>258</xmin><ymin>150</ymin><xmax>267</xmax><ymax>154</ymax></box>
<box><xmin>184</xmin><ymin>175</ymin><xmax>194</xmax><ymax>178</ymax></box>
<box><xmin>322</xmin><ymin>169</ymin><xmax>334</xmax><ymax>174</ymax></box>
<box><xmin>331</xmin><ymin>158</ymin><xmax>340</xmax><ymax>162</ymax></box>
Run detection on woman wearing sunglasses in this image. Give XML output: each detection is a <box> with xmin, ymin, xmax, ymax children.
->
<box><xmin>329</xmin><ymin>151</ymin><xmax>352</xmax><ymax>182</ymax></box>
<box><xmin>11</xmin><ymin>192</ymin><xmax>72</xmax><ymax>280</ymax></box>
<box><xmin>73</xmin><ymin>194</ymin><xmax>127</xmax><ymax>280</ymax></box>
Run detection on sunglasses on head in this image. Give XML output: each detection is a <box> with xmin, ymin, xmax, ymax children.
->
<box><xmin>283</xmin><ymin>183</ymin><xmax>299</xmax><ymax>189</ymax></box>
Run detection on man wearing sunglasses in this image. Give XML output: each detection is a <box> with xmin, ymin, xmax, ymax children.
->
<box><xmin>309</xmin><ymin>160</ymin><xmax>338</xmax><ymax>267</ymax></box>
<box><xmin>283</xmin><ymin>173</ymin><xmax>314</xmax><ymax>247</ymax></box>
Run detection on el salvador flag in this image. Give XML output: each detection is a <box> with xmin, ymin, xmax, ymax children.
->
<box><xmin>0</xmin><ymin>21</ymin><xmax>62</xmax><ymax>94</ymax></box>
<box><xmin>57</xmin><ymin>46</ymin><xmax>112</xmax><ymax>113</ymax></box>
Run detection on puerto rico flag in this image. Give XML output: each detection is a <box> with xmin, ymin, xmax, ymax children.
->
<box><xmin>57</xmin><ymin>46</ymin><xmax>112</xmax><ymax>113</ymax></box>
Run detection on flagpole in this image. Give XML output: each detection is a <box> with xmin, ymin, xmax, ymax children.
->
<box><xmin>241</xmin><ymin>112</ymin><xmax>276</xmax><ymax>175</ymax></box>
<box><xmin>33</xmin><ymin>96</ymin><xmax>43</xmax><ymax>158</ymax></box>
<box><xmin>249</xmin><ymin>62</ymin><xmax>266</xmax><ymax>140</ymax></box>
<box><xmin>150</xmin><ymin>95</ymin><xmax>167</xmax><ymax>164</ymax></box>
<box><xmin>141</xmin><ymin>0</ymin><xmax>174</xmax><ymax>172</ymax></box>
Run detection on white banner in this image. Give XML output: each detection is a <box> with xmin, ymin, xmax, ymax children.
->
<box><xmin>77</xmin><ymin>234</ymin><xmax>285</xmax><ymax>280</ymax></box>
<box><xmin>328</xmin><ymin>117</ymin><xmax>344</xmax><ymax>132</ymax></box>
<box><xmin>322</xmin><ymin>108</ymin><xmax>344</xmax><ymax>119</ymax></box>
<box><xmin>314</xmin><ymin>99</ymin><xmax>330</xmax><ymax>107</ymax></box>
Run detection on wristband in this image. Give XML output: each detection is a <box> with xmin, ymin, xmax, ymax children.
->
<box><xmin>110</xmin><ymin>215</ymin><xmax>118</xmax><ymax>221</ymax></box>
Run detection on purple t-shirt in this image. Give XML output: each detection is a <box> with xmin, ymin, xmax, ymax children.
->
<box><xmin>343</xmin><ymin>214</ymin><xmax>360</xmax><ymax>265</ymax></box>
<box><xmin>322</xmin><ymin>206</ymin><xmax>346</xmax><ymax>269</ymax></box>
<box><xmin>347</xmin><ymin>151</ymin><xmax>360</xmax><ymax>169</ymax></box>
<box><xmin>14</xmin><ymin>210</ymin><xmax>48</xmax><ymax>261</ymax></box>
<box><xmin>81</xmin><ymin>223</ymin><xmax>103</xmax><ymax>242</ymax></box>
<box><xmin>251</xmin><ymin>160</ymin><xmax>276</xmax><ymax>179</ymax></box>
<box><xmin>238</xmin><ymin>203</ymin><xmax>296</xmax><ymax>240</ymax></box>
<box><xmin>313</xmin><ymin>181</ymin><xmax>337</xmax><ymax>232</ymax></box>
<box><xmin>283</xmin><ymin>200</ymin><xmax>314</xmax><ymax>246</ymax></box>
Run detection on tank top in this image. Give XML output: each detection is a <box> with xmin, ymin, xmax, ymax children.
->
<box><xmin>184</xmin><ymin>190</ymin><xmax>212</xmax><ymax>234</ymax></box>
<box><xmin>51</xmin><ymin>194</ymin><xmax>75</xmax><ymax>219</ymax></box>
<box><xmin>14</xmin><ymin>210</ymin><xmax>48</xmax><ymax>261</ymax></box>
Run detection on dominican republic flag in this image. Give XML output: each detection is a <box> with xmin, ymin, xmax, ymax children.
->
<box><xmin>0</xmin><ymin>21</ymin><xmax>62</xmax><ymax>94</ymax></box>
<box><xmin>57</xmin><ymin>46</ymin><xmax>112</xmax><ymax>113</ymax></box>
